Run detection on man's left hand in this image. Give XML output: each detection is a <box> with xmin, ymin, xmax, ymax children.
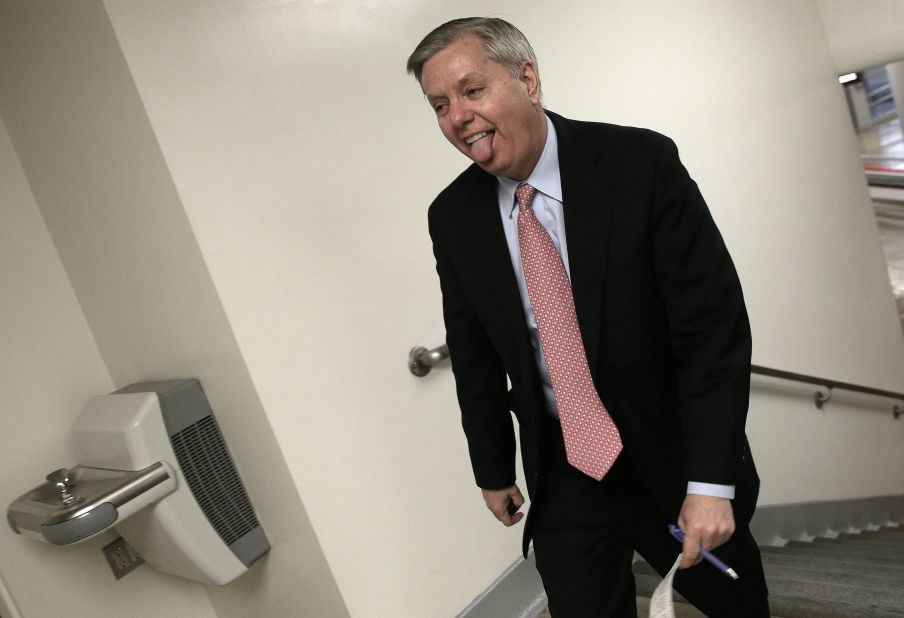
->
<box><xmin>677</xmin><ymin>494</ymin><xmax>735</xmax><ymax>569</ymax></box>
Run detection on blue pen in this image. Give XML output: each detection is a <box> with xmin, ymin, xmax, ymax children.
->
<box><xmin>668</xmin><ymin>524</ymin><xmax>739</xmax><ymax>580</ymax></box>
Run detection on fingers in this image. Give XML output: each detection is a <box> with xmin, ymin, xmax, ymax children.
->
<box><xmin>482</xmin><ymin>485</ymin><xmax>526</xmax><ymax>526</ymax></box>
<box><xmin>680</xmin><ymin>544</ymin><xmax>697</xmax><ymax>568</ymax></box>
<box><xmin>679</xmin><ymin>529</ymin><xmax>704</xmax><ymax>569</ymax></box>
<box><xmin>677</xmin><ymin>494</ymin><xmax>736</xmax><ymax>569</ymax></box>
<box><xmin>502</xmin><ymin>509</ymin><xmax>525</xmax><ymax>526</ymax></box>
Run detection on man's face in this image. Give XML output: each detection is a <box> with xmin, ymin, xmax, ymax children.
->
<box><xmin>420</xmin><ymin>35</ymin><xmax>546</xmax><ymax>180</ymax></box>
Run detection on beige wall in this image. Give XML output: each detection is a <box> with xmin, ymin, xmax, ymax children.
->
<box><xmin>0</xmin><ymin>117</ymin><xmax>217</xmax><ymax>617</ymax></box>
<box><xmin>2</xmin><ymin>0</ymin><xmax>904</xmax><ymax>616</ymax></box>
<box><xmin>101</xmin><ymin>0</ymin><xmax>904</xmax><ymax>613</ymax></box>
<box><xmin>0</xmin><ymin>2</ymin><xmax>346</xmax><ymax>617</ymax></box>
<box><xmin>100</xmin><ymin>2</ymin><xmax>531</xmax><ymax>616</ymax></box>
<box><xmin>749</xmin><ymin>386</ymin><xmax>904</xmax><ymax>506</ymax></box>
<box><xmin>817</xmin><ymin>0</ymin><xmax>904</xmax><ymax>72</ymax></box>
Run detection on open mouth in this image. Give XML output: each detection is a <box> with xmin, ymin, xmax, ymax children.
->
<box><xmin>465</xmin><ymin>130</ymin><xmax>494</xmax><ymax>145</ymax></box>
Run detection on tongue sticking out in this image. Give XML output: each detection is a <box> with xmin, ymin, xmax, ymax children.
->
<box><xmin>470</xmin><ymin>132</ymin><xmax>494</xmax><ymax>163</ymax></box>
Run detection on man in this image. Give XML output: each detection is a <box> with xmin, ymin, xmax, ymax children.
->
<box><xmin>407</xmin><ymin>17</ymin><xmax>769</xmax><ymax>617</ymax></box>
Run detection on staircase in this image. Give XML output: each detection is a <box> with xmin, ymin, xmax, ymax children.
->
<box><xmin>633</xmin><ymin>525</ymin><xmax>904</xmax><ymax>617</ymax></box>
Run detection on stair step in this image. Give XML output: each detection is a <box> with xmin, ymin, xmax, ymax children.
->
<box><xmin>767</xmin><ymin>594</ymin><xmax>904</xmax><ymax>618</ymax></box>
<box><xmin>634</xmin><ymin>563</ymin><xmax>904</xmax><ymax>618</ymax></box>
<box><xmin>759</xmin><ymin>551</ymin><xmax>904</xmax><ymax>578</ymax></box>
<box><xmin>820</xmin><ymin>530</ymin><xmax>904</xmax><ymax>544</ymax></box>
<box><xmin>825</xmin><ymin>538</ymin><xmax>904</xmax><ymax>550</ymax></box>
<box><xmin>838</xmin><ymin>528</ymin><xmax>904</xmax><ymax>536</ymax></box>
<box><xmin>763</xmin><ymin>562</ymin><xmax>904</xmax><ymax>589</ymax></box>
<box><xmin>635</xmin><ymin>566</ymin><xmax>904</xmax><ymax>617</ymax></box>
<box><xmin>764</xmin><ymin>571</ymin><xmax>904</xmax><ymax>607</ymax></box>
<box><xmin>802</xmin><ymin>528</ymin><xmax>904</xmax><ymax>542</ymax></box>
<box><xmin>637</xmin><ymin>560</ymin><xmax>904</xmax><ymax>609</ymax></box>
<box><xmin>814</xmin><ymin>534</ymin><xmax>904</xmax><ymax>547</ymax></box>
<box><xmin>632</xmin><ymin>561</ymin><xmax>663</xmax><ymax>577</ymax></box>
<box><xmin>785</xmin><ymin>539</ymin><xmax>904</xmax><ymax>556</ymax></box>
<box><xmin>631</xmin><ymin>526</ymin><xmax>904</xmax><ymax>616</ymax></box>
<box><xmin>633</xmin><ymin>572</ymin><xmax>688</xmax><ymax>603</ymax></box>
<box><xmin>760</xmin><ymin>544</ymin><xmax>904</xmax><ymax>567</ymax></box>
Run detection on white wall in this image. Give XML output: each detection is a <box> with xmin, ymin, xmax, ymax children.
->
<box><xmin>749</xmin><ymin>385</ymin><xmax>904</xmax><ymax>506</ymax></box>
<box><xmin>2</xmin><ymin>1</ymin><xmax>904</xmax><ymax>616</ymax></box>
<box><xmin>0</xmin><ymin>118</ymin><xmax>217</xmax><ymax>618</ymax></box>
<box><xmin>0</xmin><ymin>3</ymin><xmax>347</xmax><ymax>617</ymax></box>
<box><xmin>100</xmin><ymin>2</ymin><xmax>531</xmax><ymax>616</ymax></box>
<box><xmin>817</xmin><ymin>0</ymin><xmax>904</xmax><ymax>73</ymax></box>
<box><xmin>99</xmin><ymin>0</ymin><xmax>904</xmax><ymax>613</ymax></box>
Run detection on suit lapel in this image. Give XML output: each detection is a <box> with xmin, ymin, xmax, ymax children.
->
<box><xmin>549</xmin><ymin>112</ymin><xmax>614</xmax><ymax>376</ymax></box>
<box><xmin>455</xmin><ymin>169</ymin><xmax>534</xmax><ymax>370</ymax></box>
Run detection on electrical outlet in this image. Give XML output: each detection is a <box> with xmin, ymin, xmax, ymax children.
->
<box><xmin>102</xmin><ymin>537</ymin><xmax>144</xmax><ymax>580</ymax></box>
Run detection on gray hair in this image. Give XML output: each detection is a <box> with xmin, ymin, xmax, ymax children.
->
<box><xmin>406</xmin><ymin>17</ymin><xmax>539</xmax><ymax>89</ymax></box>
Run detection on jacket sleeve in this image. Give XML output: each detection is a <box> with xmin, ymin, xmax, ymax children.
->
<box><xmin>429</xmin><ymin>206</ymin><xmax>516</xmax><ymax>490</ymax></box>
<box><xmin>648</xmin><ymin>135</ymin><xmax>752</xmax><ymax>485</ymax></box>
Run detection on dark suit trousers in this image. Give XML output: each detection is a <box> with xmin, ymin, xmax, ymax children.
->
<box><xmin>531</xmin><ymin>416</ymin><xmax>770</xmax><ymax>618</ymax></box>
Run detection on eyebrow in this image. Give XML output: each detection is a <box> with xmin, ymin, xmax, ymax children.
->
<box><xmin>457</xmin><ymin>72</ymin><xmax>480</xmax><ymax>85</ymax></box>
<box><xmin>426</xmin><ymin>72</ymin><xmax>484</xmax><ymax>103</ymax></box>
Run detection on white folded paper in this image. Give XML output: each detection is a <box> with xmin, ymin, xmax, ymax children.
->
<box><xmin>648</xmin><ymin>554</ymin><xmax>682</xmax><ymax>618</ymax></box>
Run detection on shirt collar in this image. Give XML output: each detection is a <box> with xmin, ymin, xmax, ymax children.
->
<box><xmin>497</xmin><ymin>115</ymin><xmax>562</xmax><ymax>215</ymax></box>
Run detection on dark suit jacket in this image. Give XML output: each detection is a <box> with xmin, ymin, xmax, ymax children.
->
<box><xmin>428</xmin><ymin>111</ymin><xmax>759</xmax><ymax>553</ymax></box>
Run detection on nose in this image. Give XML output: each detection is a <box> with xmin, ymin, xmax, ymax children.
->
<box><xmin>449</xmin><ymin>100</ymin><xmax>474</xmax><ymax>128</ymax></box>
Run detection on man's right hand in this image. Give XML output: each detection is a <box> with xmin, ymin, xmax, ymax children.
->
<box><xmin>482</xmin><ymin>484</ymin><xmax>525</xmax><ymax>526</ymax></box>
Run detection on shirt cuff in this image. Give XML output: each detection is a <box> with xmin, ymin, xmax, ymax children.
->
<box><xmin>686</xmin><ymin>482</ymin><xmax>735</xmax><ymax>500</ymax></box>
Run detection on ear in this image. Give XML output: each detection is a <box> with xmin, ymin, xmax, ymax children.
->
<box><xmin>519</xmin><ymin>61</ymin><xmax>541</xmax><ymax>104</ymax></box>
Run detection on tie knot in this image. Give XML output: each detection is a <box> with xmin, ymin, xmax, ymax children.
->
<box><xmin>516</xmin><ymin>183</ymin><xmax>537</xmax><ymax>210</ymax></box>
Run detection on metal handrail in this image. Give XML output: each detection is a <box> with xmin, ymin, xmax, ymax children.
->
<box><xmin>407</xmin><ymin>343</ymin><xmax>903</xmax><ymax>419</ymax></box>
<box><xmin>408</xmin><ymin>344</ymin><xmax>450</xmax><ymax>377</ymax></box>
<box><xmin>751</xmin><ymin>364</ymin><xmax>903</xmax><ymax>418</ymax></box>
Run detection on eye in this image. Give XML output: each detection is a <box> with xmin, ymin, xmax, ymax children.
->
<box><xmin>433</xmin><ymin>102</ymin><xmax>448</xmax><ymax>116</ymax></box>
<box><xmin>466</xmin><ymin>87</ymin><xmax>484</xmax><ymax>98</ymax></box>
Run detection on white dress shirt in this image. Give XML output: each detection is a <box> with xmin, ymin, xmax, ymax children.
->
<box><xmin>493</xmin><ymin>116</ymin><xmax>734</xmax><ymax>500</ymax></box>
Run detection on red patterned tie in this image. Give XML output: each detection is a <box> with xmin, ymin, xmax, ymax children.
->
<box><xmin>516</xmin><ymin>183</ymin><xmax>623</xmax><ymax>480</ymax></box>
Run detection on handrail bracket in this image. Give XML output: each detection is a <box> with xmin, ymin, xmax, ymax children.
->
<box><xmin>408</xmin><ymin>344</ymin><xmax>450</xmax><ymax>377</ymax></box>
<box><xmin>814</xmin><ymin>387</ymin><xmax>833</xmax><ymax>410</ymax></box>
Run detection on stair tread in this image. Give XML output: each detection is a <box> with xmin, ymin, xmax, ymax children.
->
<box><xmin>634</xmin><ymin>587</ymin><xmax>904</xmax><ymax>618</ymax></box>
<box><xmin>631</xmin><ymin>526</ymin><xmax>904</xmax><ymax>615</ymax></box>
<box><xmin>822</xmin><ymin>539</ymin><xmax>904</xmax><ymax>549</ymax></box>
<box><xmin>760</xmin><ymin>552</ymin><xmax>904</xmax><ymax>577</ymax></box>
<box><xmin>764</xmin><ymin>572</ymin><xmax>904</xmax><ymax>606</ymax></box>
<box><xmin>763</xmin><ymin>563</ymin><xmax>904</xmax><ymax>588</ymax></box>
<box><xmin>636</xmin><ymin>572</ymin><xmax>904</xmax><ymax>613</ymax></box>
<box><xmin>636</xmin><ymin>559</ymin><xmax>904</xmax><ymax>603</ymax></box>
<box><xmin>838</xmin><ymin>529</ymin><xmax>904</xmax><ymax>534</ymax></box>
<box><xmin>838</xmin><ymin>529</ymin><xmax>904</xmax><ymax>537</ymax></box>
<box><xmin>767</xmin><ymin>593</ymin><xmax>904</xmax><ymax>618</ymax></box>
<box><xmin>760</xmin><ymin>545</ymin><xmax>904</xmax><ymax>566</ymax></box>
<box><xmin>784</xmin><ymin>540</ymin><xmax>904</xmax><ymax>557</ymax></box>
<box><xmin>633</xmin><ymin>573</ymin><xmax>688</xmax><ymax>603</ymax></box>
